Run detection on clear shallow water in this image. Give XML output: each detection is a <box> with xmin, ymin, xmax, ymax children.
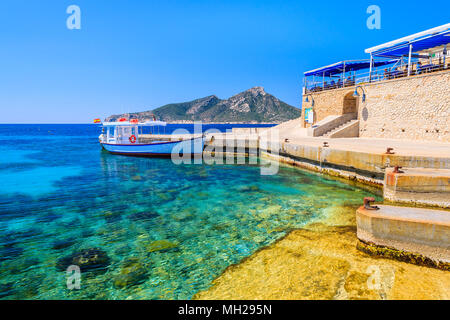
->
<box><xmin>0</xmin><ymin>124</ymin><xmax>379</xmax><ymax>300</ymax></box>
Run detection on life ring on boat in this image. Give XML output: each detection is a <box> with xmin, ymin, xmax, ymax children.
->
<box><xmin>129</xmin><ymin>135</ymin><xmax>137</xmax><ymax>144</ymax></box>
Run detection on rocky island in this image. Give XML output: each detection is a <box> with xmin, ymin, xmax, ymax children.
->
<box><xmin>105</xmin><ymin>87</ymin><xmax>301</xmax><ymax>124</ymax></box>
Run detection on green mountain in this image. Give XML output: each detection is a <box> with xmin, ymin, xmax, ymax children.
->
<box><xmin>105</xmin><ymin>87</ymin><xmax>300</xmax><ymax>123</ymax></box>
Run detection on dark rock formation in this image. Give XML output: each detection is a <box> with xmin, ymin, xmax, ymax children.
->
<box><xmin>128</xmin><ymin>211</ymin><xmax>159</xmax><ymax>221</ymax></box>
<box><xmin>56</xmin><ymin>248</ymin><xmax>110</xmax><ymax>273</ymax></box>
<box><xmin>113</xmin><ymin>258</ymin><xmax>148</xmax><ymax>288</ymax></box>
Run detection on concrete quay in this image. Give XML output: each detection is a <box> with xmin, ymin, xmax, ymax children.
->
<box><xmin>356</xmin><ymin>205</ymin><xmax>450</xmax><ymax>270</ymax></box>
<box><xmin>206</xmin><ymin>133</ymin><xmax>450</xmax><ymax>191</ymax></box>
<box><xmin>384</xmin><ymin>167</ymin><xmax>450</xmax><ymax>208</ymax></box>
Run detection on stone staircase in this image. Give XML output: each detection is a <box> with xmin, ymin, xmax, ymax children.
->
<box><xmin>307</xmin><ymin>113</ymin><xmax>359</xmax><ymax>138</ymax></box>
<box><xmin>322</xmin><ymin>119</ymin><xmax>359</xmax><ymax>138</ymax></box>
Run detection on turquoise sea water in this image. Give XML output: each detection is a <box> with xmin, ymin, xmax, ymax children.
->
<box><xmin>0</xmin><ymin>124</ymin><xmax>379</xmax><ymax>300</ymax></box>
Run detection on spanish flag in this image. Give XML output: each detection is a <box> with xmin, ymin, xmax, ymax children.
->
<box><xmin>93</xmin><ymin>118</ymin><xmax>101</xmax><ymax>124</ymax></box>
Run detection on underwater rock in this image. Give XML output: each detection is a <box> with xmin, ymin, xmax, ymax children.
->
<box><xmin>5</xmin><ymin>257</ymin><xmax>40</xmax><ymax>275</ymax></box>
<box><xmin>0</xmin><ymin>245</ymin><xmax>24</xmax><ymax>261</ymax></box>
<box><xmin>0</xmin><ymin>282</ymin><xmax>15</xmax><ymax>299</ymax></box>
<box><xmin>258</xmin><ymin>205</ymin><xmax>282</xmax><ymax>219</ymax></box>
<box><xmin>212</xmin><ymin>222</ymin><xmax>232</xmax><ymax>231</ymax></box>
<box><xmin>103</xmin><ymin>211</ymin><xmax>123</xmax><ymax>224</ymax></box>
<box><xmin>146</xmin><ymin>240</ymin><xmax>178</xmax><ymax>253</ymax></box>
<box><xmin>38</xmin><ymin>212</ymin><xmax>61</xmax><ymax>223</ymax></box>
<box><xmin>114</xmin><ymin>244</ymin><xmax>132</xmax><ymax>256</ymax></box>
<box><xmin>131</xmin><ymin>175</ymin><xmax>143</xmax><ymax>181</ymax></box>
<box><xmin>172</xmin><ymin>211</ymin><xmax>193</xmax><ymax>222</ymax></box>
<box><xmin>105</xmin><ymin>214</ymin><xmax>122</xmax><ymax>224</ymax></box>
<box><xmin>237</xmin><ymin>185</ymin><xmax>260</xmax><ymax>192</ymax></box>
<box><xmin>253</xmin><ymin>235</ymin><xmax>265</xmax><ymax>243</ymax></box>
<box><xmin>52</xmin><ymin>238</ymin><xmax>76</xmax><ymax>250</ymax></box>
<box><xmin>155</xmin><ymin>192</ymin><xmax>175</xmax><ymax>202</ymax></box>
<box><xmin>196</xmin><ymin>192</ymin><xmax>208</xmax><ymax>198</ymax></box>
<box><xmin>81</xmin><ymin>228</ymin><xmax>95</xmax><ymax>238</ymax></box>
<box><xmin>58</xmin><ymin>218</ymin><xmax>81</xmax><ymax>228</ymax></box>
<box><xmin>56</xmin><ymin>248</ymin><xmax>110</xmax><ymax>273</ymax></box>
<box><xmin>112</xmin><ymin>204</ymin><xmax>129</xmax><ymax>212</ymax></box>
<box><xmin>128</xmin><ymin>211</ymin><xmax>159</xmax><ymax>221</ymax></box>
<box><xmin>113</xmin><ymin>258</ymin><xmax>148</xmax><ymax>288</ymax></box>
<box><xmin>2</xmin><ymin>228</ymin><xmax>42</xmax><ymax>246</ymax></box>
<box><xmin>16</xmin><ymin>277</ymin><xmax>41</xmax><ymax>299</ymax></box>
<box><xmin>286</xmin><ymin>208</ymin><xmax>297</xmax><ymax>215</ymax></box>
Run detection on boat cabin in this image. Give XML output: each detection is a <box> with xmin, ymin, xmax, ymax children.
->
<box><xmin>100</xmin><ymin>120</ymin><xmax>167</xmax><ymax>145</ymax></box>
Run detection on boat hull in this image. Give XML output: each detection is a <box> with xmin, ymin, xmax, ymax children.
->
<box><xmin>101</xmin><ymin>137</ymin><xmax>205</xmax><ymax>158</ymax></box>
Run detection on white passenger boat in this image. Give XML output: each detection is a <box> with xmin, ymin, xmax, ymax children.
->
<box><xmin>98</xmin><ymin>119</ymin><xmax>204</xmax><ymax>157</ymax></box>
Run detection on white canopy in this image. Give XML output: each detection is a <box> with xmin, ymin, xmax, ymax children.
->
<box><xmin>102</xmin><ymin>120</ymin><xmax>167</xmax><ymax>127</ymax></box>
<box><xmin>365</xmin><ymin>23</ymin><xmax>450</xmax><ymax>54</ymax></box>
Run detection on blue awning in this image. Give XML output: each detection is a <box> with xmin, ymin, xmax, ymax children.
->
<box><xmin>304</xmin><ymin>59</ymin><xmax>398</xmax><ymax>77</ymax></box>
<box><xmin>370</xmin><ymin>30</ymin><xmax>450</xmax><ymax>57</ymax></box>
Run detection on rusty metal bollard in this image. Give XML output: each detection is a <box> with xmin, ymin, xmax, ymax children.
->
<box><xmin>385</xmin><ymin>147</ymin><xmax>395</xmax><ymax>154</ymax></box>
<box><xmin>363</xmin><ymin>197</ymin><xmax>380</xmax><ymax>210</ymax></box>
<box><xmin>393</xmin><ymin>166</ymin><xmax>404</xmax><ymax>173</ymax></box>
<box><xmin>323</xmin><ymin>142</ymin><xmax>329</xmax><ymax>147</ymax></box>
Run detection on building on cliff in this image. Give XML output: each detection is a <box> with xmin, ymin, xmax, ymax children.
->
<box><xmin>301</xmin><ymin>23</ymin><xmax>450</xmax><ymax>142</ymax></box>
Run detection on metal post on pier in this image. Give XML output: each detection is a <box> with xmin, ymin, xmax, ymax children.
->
<box><xmin>444</xmin><ymin>45</ymin><xmax>447</xmax><ymax>69</ymax></box>
<box><xmin>322</xmin><ymin>72</ymin><xmax>325</xmax><ymax>89</ymax></box>
<box><xmin>343</xmin><ymin>61</ymin><xmax>346</xmax><ymax>87</ymax></box>
<box><xmin>407</xmin><ymin>44</ymin><xmax>413</xmax><ymax>76</ymax></box>
<box><xmin>369</xmin><ymin>54</ymin><xmax>373</xmax><ymax>83</ymax></box>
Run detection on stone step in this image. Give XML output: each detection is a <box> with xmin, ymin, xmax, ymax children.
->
<box><xmin>384</xmin><ymin>167</ymin><xmax>450</xmax><ymax>208</ymax></box>
<box><xmin>323</xmin><ymin>119</ymin><xmax>357</xmax><ymax>137</ymax></box>
<box><xmin>356</xmin><ymin>204</ymin><xmax>450</xmax><ymax>269</ymax></box>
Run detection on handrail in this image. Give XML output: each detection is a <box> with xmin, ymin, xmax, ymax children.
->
<box><xmin>304</xmin><ymin>55</ymin><xmax>449</xmax><ymax>93</ymax></box>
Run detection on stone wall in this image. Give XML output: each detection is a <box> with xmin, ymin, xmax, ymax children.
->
<box><xmin>302</xmin><ymin>70</ymin><xmax>450</xmax><ymax>142</ymax></box>
<box><xmin>301</xmin><ymin>88</ymin><xmax>358</xmax><ymax>128</ymax></box>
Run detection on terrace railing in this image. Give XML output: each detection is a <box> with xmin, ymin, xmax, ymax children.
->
<box><xmin>304</xmin><ymin>56</ymin><xmax>449</xmax><ymax>94</ymax></box>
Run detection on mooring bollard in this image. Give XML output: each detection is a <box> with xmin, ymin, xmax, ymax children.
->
<box><xmin>385</xmin><ymin>147</ymin><xmax>395</xmax><ymax>154</ymax></box>
<box><xmin>363</xmin><ymin>197</ymin><xmax>380</xmax><ymax>210</ymax></box>
<box><xmin>393</xmin><ymin>166</ymin><xmax>404</xmax><ymax>173</ymax></box>
<box><xmin>323</xmin><ymin>142</ymin><xmax>329</xmax><ymax>148</ymax></box>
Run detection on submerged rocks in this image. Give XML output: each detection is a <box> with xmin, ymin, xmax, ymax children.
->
<box><xmin>102</xmin><ymin>211</ymin><xmax>122</xmax><ymax>224</ymax></box>
<box><xmin>56</xmin><ymin>248</ymin><xmax>110</xmax><ymax>273</ymax></box>
<box><xmin>257</xmin><ymin>205</ymin><xmax>282</xmax><ymax>219</ymax></box>
<box><xmin>52</xmin><ymin>238</ymin><xmax>76</xmax><ymax>250</ymax></box>
<box><xmin>0</xmin><ymin>245</ymin><xmax>24</xmax><ymax>261</ymax></box>
<box><xmin>146</xmin><ymin>240</ymin><xmax>178</xmax><ymax>253</ymax></box>
<box><xmin>38</xmin><ymin>212</ymin><xmax>62</xmax><ymax>223</ymax></box>
<box><xmin>0</xmin><ymin>282</ymin><xmax>15</xmax><ymax>299</ymax></box>
<box><xmin>113</xmin><ymin>258</ymin><xmax>148</xmax><ymax>289</ymax></box>
<box><xmin>128</xmin><ymin>211</ymin><xmax>159</xmax><ymax>222</ymax></box>
<box><xmin>237</xmin><ymin>185</ymin><xmax>260</xmax><ymax>192</ymax></box>
<box><xmin>81</xmin><ymin>228</ymin><xmax>95</xmax><ymax>238</ymax></box>
<box><xmin>5</xmin><ymin>257</ymin><xmax>40</xmax><ymax>275</ymax></box>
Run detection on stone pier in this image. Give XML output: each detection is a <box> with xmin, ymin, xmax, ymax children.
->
<box><xmin>356</xmin><ymin>205</ymin><xmax>450</xmax><ymax>270</ymax></box>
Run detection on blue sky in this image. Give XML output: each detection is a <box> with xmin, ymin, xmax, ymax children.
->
<box><xmin>0</xmin><ymin>0</ymin><xmax>448</xmax><ymax>123</ymax></box>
